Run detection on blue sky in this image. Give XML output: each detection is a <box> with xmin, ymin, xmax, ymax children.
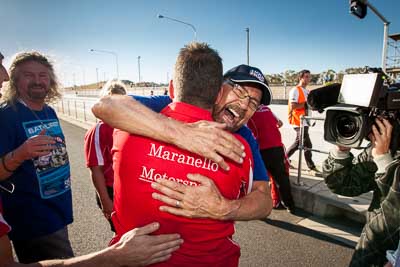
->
<box><xmin>1</xmin><ymin>0</ymin><xmax>399</xmax><ymax>86</ymax></box>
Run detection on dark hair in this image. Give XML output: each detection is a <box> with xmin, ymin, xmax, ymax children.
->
<box><xmin>298</xmin><ymin>69</ymin><xmax>311</xmax><ymax>81</ymax></box>
<box><xmin>173</xmin><ymin>42</ymin><xmax>223</xmax><ymax>109</ymax></box>
<box><xmin>0</xmin><ymin>52</ymin><xmax>4</xmax><ymax>60</ymax></box>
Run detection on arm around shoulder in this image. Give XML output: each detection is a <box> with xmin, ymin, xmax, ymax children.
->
<box><xmin>220</xmin><ymin>181</ymin><xmax>272</xmax><ymax>221</ymax></box>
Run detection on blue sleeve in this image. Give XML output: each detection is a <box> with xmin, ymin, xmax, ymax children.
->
<box><xmin>130</xmin><ymin>95</ymin><xmax>172</xmax><ymax>113</ymax></box>
<box><xmin>237</xmin><ymin>126</ymin><xmax>269</xmax><ymax>182</ymax></box>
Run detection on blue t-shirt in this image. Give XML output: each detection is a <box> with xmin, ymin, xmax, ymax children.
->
<box><xmin>131</xmin><ymin>95</ymin><xmax>269</xmax><ymax>182</ymax></box>
<box><xmin>0</xmin><ymin>102</ymin><xmax>73</xmax><ymax>241</ymax></box>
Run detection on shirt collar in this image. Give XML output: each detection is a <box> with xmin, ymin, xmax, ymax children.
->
<box><xmin>162</xmin><ymin>102</ymin><xmax>213</xmax><ymax>121</ymax></box>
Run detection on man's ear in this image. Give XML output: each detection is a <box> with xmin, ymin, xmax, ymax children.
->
<box><xmin>168</xmin><ymin>79</ymin><xmax>174</xmax><ymax>99</ymax></box>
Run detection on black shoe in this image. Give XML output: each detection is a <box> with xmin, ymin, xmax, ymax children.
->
<box><xmin>308</xmin><ymin>166</ymin><xmax>322</xmax><ymax>176</ymax></box>
<box><xmin>286</xmin><ymin>205</ymin><xmax>297</xmax><ymax>214</ymax></box>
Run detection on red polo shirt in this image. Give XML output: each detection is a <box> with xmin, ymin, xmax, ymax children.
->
<box><xmin>248</xmin><ymin>105</ymin><xmax>283</xmax><ymax>150</ymax></box>
<box><xmin>84</xmin><ymin>122</ymin><xmax>114</xmax><ymax>187</ymax></box>
<box><xmin>111</xmin><ymin>102</ymin><xmax>253</xmax><ymax>267</ymax></box>
<box><xmin>0</xmin><ymin>200</ymin><xmax>11</xmax><ymax>238</ymax></box>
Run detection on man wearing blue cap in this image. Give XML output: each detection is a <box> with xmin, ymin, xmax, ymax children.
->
<box><xmin>93</xmin><ymin>61</ymin><xmax>273</xmax><ymax>221</ymax></box>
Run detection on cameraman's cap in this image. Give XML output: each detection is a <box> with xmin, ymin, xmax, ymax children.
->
<box><xmin>223</xmin><ymin>64</ymin><xmax>272</xmax><ymax>105</ymax></box>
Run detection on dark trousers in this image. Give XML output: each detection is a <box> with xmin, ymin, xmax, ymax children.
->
<box><xmin>13</xmin><ymin>227</ymin><xmax>74</xmax><ymax>263</ymax></box>
<box><xmin>95</xmin><ymin>185</ymin><xmax>115</xmax><ymax>232</ymax></box>
<box><xmin>287</xmin><ymin>126</ymin><xmax>315</xmax><ymax>169</ymax></box>
<box><xmin>260</xmin><ymin>147</ymin><xmax>294</xmax><ymax>208</ymax></box>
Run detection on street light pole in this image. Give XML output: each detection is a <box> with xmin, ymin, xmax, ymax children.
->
<box><xmin>245</xmin><ymin>27</ymin><xmax>250</xmax><ymax>65</ymax></box>
<box><xmin>353</xmin><ymin>0</ymin><xmax>390</xmax><ymax>72</ymax></box>
<box><xmin>157</xmin><ymin>14</ymin><xmax>197</xmax><ymax>40</ymax></box>
<box><xmin>365</xmin><ymin>1</ymin><xmax>390</xmax><ymax>72</ymax></box>
<box><xmin>89</xmin><ymin>49</ymin><xmax>119</xmax><ymax>79</ymax></box>
<box><xmin>138</xmin><ymin>56</ymin><xmax>140</xmax><ymax>82</ymax></box>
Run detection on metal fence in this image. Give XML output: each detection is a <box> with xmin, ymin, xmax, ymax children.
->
<box><xmin>64</xmin><ymin>86</ymin><xmax>168</xmax><ymax>98</ymax></box>
<box><xmin>55</xmin><ymin>87</ymin><xmax>168</xmax><ymax>124</ymax></box>
<box><xmin>53</xmin><ymin>97</ymin><xmax>99</xmax><ymax>124</ymax></box>
<box><xmin>63</xmin><ymin>84</ymin><xmax>322</xmax><ymax>100</ymax></box>
<box><xmin>295</xmin><ymin>115</ymin><xmax>328</xmax><ymax>185</ymax></box>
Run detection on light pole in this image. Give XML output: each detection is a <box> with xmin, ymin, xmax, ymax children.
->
<box><xmin>137</xmin><ymin>56</ymin><xmax>141</xmax><ymax>83</ymax></box>
<box><xmin>350</xmin><ymin>0</ymin><xmax>390</xmax><ymax>72</ymax></box>
<box><xmin>96</xmin><ymin>68</ymin><xmax>99</xmax><ymax>85</ymax></box>
<box><xmin>72</xmin><ymin>72</ymin><xmax>76</xmax><ymax>88</ymax></box>
<box><xmin>245</xmin><ymin>28</ymin><xmax>250</xmax><ymax>65</ymax></box>
<box><xmin>157</xmin><ymin>14</ymin><xmax>197</xmax><ymax>40</ymax></box>
<box><xmin>89</xmin><ymin>49</ymin><xmax>119</xmax><ymax>79</ymax></box>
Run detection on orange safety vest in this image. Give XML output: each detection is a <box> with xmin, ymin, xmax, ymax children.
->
<box><xmin>288</xmin><ymin>86</ymin><xmax>307</xmax><ymax>126</ymax></box>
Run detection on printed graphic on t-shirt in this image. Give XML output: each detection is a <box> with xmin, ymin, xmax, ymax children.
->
<box><xmin>22</xmin><ymin>119</ymin><xmax>71</xmax><ymax>199</ymax></box>
<box><xmin>139</xmin><ymin>142</ymin><xmax>219</xmax><ymax>186</ymax></box>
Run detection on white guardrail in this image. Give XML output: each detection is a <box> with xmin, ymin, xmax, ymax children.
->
<box><xmin>54</xmin><ymin>84</ymin><xmax>319</xmax><ymax>125</ymax></box>
<box><xmin>54</xmin><ymin>87</ymin><xmax>167</xmax><ymax>124</ymax></box>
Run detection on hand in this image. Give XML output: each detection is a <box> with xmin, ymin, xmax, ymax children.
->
<box><xmin>175</xmin><ymin>121</ymin><xmax>245</xmax><ymax>171</ymax></box>
<box><xmin>276</xmin><ymin>119</ymin><xmax>283</xmax><ymax>128</ymax></box>
<box><xmin>336</xmin><ymin>145</ymin><xmax>351</xmax><ymax>152</ymax></box>
<box><xmin>113</xmin><ymin>222</ymin><xmax>183</xmax><ymax>266</ymax></box>
<box><xmin>370</xmin><ymin>118</ymin><xmax>392</xmax><ymax>157</ymax></box>
<box><xmin>100</xmin><ymin>197</ymin><xmax>114</xmax><ymax>220</ymax></box>
<box><xmin>151</xmin><ymin>173</ymin><xmax>228</xmax><ymax>220</ymax></box>
<box><xmin>16</xmin><ymin>129</ymin><xmax>56</xmax><ymax>160</ymax></box>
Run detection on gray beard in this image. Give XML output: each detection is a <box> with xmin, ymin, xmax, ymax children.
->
<box><xmin>27</xmin><ymin>89</ymin><xmax>48</xmax><ymax>101</ymax></box>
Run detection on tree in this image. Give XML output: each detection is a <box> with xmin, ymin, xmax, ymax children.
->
<box><xmin>344</xmin><ymin>67</ymin><xmax>365</xmax><ymax>74</ymax></box>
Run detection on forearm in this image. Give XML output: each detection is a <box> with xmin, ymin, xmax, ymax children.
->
<box><xmin>0</xmin><ymin>147</ymin><xmax>25</xmax><ymax>181</ymax></box>
<box><xmin>92</xmin><ymin>95</ymin><xmax>184</xmax><ymax>146</ymax></box>
<box><xmin>290</xmin><ymin>102</ymin><xmax>305</xmax><ymax>110</ymax></box>
<box><xmin>8</xmin><ymin>246</ymin><xmax>119</xmax><ymax>267</ymax></box>
<box><xmin>90</xmin><ymin>167</ymin><xmax>111</xmax><ymax>203</ymax></box>
<box><xmin>220</xmin><ymin>181</ymin><xmax>272</xmax><ymax>221</ymax></box>
<box><xmin>322</xmin><ymin>148</ymin><xmax>377</xmax><ymax>196</ymax></box>
<box><xmin>373</xmin><ymin>153</ymin><xmax>393</xmax><ymax>174</ymax></box>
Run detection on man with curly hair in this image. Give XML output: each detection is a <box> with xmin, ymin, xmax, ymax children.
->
<box><xmin>0</xmin><ymin>51</ymin><xmax>74</xmax><ymax>263</ymax></box>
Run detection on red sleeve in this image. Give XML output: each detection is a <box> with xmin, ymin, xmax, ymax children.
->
<box><xmin>84</xmin><ymin>123</ymin><xmax>104</xmax><ymax>167</ymax></box>
<box><xmin>0</xmin><ymin>204</ymin><xmax>10</xmax><ymax>238</ymax></box>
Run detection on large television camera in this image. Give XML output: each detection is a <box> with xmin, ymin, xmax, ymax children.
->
<box><xmin>308</xmin><ymin>68</ymin><xmax>400</xmax><ymax>149</ymax></box>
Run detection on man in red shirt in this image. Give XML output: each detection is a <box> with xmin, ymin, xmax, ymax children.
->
<box><xmin>84</xmin><ymin>80</ymin><xmax>127</xmax><ymax>230</ymax></box>
<box><xmin>248</xmin><ymin>105</ymin><xmax>295</xmax><ymax>212</ymax></box>
<box><xmin>111</xmin><ymin>42</ymin><xmax>255</xmax><ymax>266</ymax></box>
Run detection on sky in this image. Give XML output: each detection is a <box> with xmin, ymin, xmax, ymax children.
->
<box><xmin>1</xmin><ymin>0</ymin><xmax>400</xmax><ymax>87</ymax></box>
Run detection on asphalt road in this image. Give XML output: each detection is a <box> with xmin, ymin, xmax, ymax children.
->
<box><xmin>62</xmin><ymin>120</ymin><xmax>356</xmax><ymax>267</ymax></box>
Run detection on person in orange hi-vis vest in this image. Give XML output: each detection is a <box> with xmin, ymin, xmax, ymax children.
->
<box><xmin>286</xmin><ymin>69</ymin><xmax>319</xmax><ymax>173</ymax></box>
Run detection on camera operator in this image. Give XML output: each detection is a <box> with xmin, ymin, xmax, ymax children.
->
<box><xmin>322</xmin><ymin>117</ymin><xmax>400</xmax><ymax>267</ymax></box>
